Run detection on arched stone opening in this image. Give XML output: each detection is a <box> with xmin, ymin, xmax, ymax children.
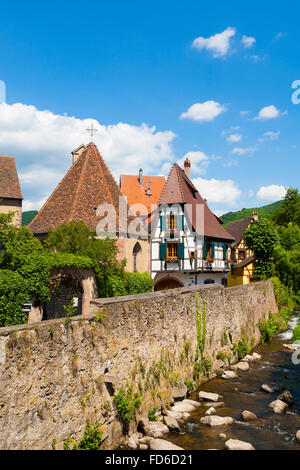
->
<box><xmin>28</xmin><ymin>267</ymin><xmax>98</xmax><ymax>323</ymax></box>
<box><xmin>154</xmin><ymin>276</ymin><xmax>184</xmax><ymax>291</ymax></box>
<box><xmin>132</xmin><ymin>242</ymin><xmax>142</xmax><ymax>272</ymax></box>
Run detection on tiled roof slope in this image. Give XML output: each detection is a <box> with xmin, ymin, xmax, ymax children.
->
<box><xmin>0</xmin><ymin>156</ymin><xmax>23</xmax><ymax>199</ymax></box>
<box><xmin>120</xmin><ymin>174</ymin><xmax>165</xmax><ymax>215</ymax></box>
<box><xmin>28</xmin><ymin>143</ymin><xmax>123</xmax><ymax>234</ymax></box>
<box><xmin>159</xmin><ymin>163</ymin><xmax>234</xmax><ymax>241</ymax></box>
<box><xmin>226</xmin><ymin>217</ymin><xmax>253</xmax><ymax>245</ymax></box>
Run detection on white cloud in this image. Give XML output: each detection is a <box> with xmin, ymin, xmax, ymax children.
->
<box><xmin>192</xmin><ymin>177</ymin><xmax>241</xmax><ymax>205</ymax></box>
<box><xmin>258</xmin><ymin>130</ymin><xmax>280</xmax><ymax>142</ymax></box>
<box><xmin>254</xmin><ymin>105</ymin><xmax>286</xmax><ymax>120</ymax></box>
<box><xmin>180</xmin><ymin>101</ymin><xmax>226</xmax><ymax>122</ymax></box>
<box><xmin>256</xmin><ymin>184</ymin><xmax>287</xmax><ymax>203</ymax></box>
<box><xmin>241</xmin><ymin>35</ymin><xmax>256</xmax><ymax>48</ymax></box>
<box><xmin>192</xmin><ymin>27</ymin><xmax>236</xmax><ymax>58</ymax></box>
<box><xmin>226</xmin><ymin>133</ymin><xmax>242</xmax><ymax>143</ymax></box>
<box><xmin>0</xmin><ymin>102</ymin><xmax>176</xmax><ymax>209</ymax></box>
<box><xmin>214</xmin><ymin>209</ymin><xmax>226</xmax><ymax>217</ymax></box>
<box><xmin>232</xmin><ymin>146</ymin><xmax>256</xmax><ymax>155</ymax></box>
<box><xmin>177</xmin><ymin>150</ymin><xmax>210</xmax><ymax>175</ymax></box>
<box><xmin>240</xmin><ymin>110</ymin><xmax>250</xmax><ymax>116</ymax></box>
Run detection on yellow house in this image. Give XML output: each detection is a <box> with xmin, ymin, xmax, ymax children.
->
<box><xmin>226</xmin><ymin>211</ymin><xmax>258</xmax><ymax>287</ymax></box>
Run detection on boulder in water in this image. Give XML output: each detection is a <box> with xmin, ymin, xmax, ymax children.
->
<box><xmin>149</xmin><ymin>439</ymin><xmax>184</xmax><ymax>450</ymax></box>
<box><xmin>225</xmin><ymin>439</ymin><xmax>255</xmax><ymax>450</ymax></box>
<box><xmin>296</xmin><ymin>430</ymin><xmax>300</xmax><ymax>442</ymax></box>
<box><xmin>277</xmin><ymin>390</ymin><xmax>293</xmax><ymax>406</ymax></box>
<box><xmin>199</xmin><ymin>391</ymin><xmax>221</xmax><ymax>402</ymax></box>
<box><xmin>200</xmin><ymin>415</ymin><xmax>234</xmax><ymax>426</ymax></box>
<box><xmin>221</xmin><ymin>370</ymin><xmax>238</xmax><ymax>379</ymax></box>
<box><xmin>171</xmin><ymin>399</ymin><xmax>200</xmax><ymax>413</ymax></box>
<box><xmin>205</xmin><ymin>407</ymin><xmax>217</xmax><ymax>416</ymax></box>
<box><xmin>242</xmin><ymin>410</ymin><xmax>258</xmax><ymax>421</ymax></box>
<box><xmin>261</xmin><ymin>383</ymin><xmax>274</xmax><ymax>393</ymax></box>
<box><xmin>163</xmin><ymin>415</ymin><xmax>180</xmax><ymax>431</ymax></box>
<box><xmin>269</xmin><ymin>399</ymin><xmax>288</xmax><ymax>414</ymax></box>
<box><xmin>232</xmin><ymin>361</ymin><xmax>249</xmax><ymax>371</ymax></box>
<box><xmin>252</xmin><ymin>352</ymin><xmax>261</xmax><ymax>360</ymax></box>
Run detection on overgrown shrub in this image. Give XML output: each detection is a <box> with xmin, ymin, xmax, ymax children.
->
<box><xmin>258</xmin><ymin>314</ymin><xmax>282</xmax><ymax>343</ymax></box>
<box><xmin>148</xmin><ymin>406</ymin><xmax>159</xmax><ymax>421</ymax></box>
<box><xmin>233</xmin><ymin>338</ymin><xmax>249</xmax><ymax>359</ymax></box>
<box><xmin>63</xmin><ymin>421</ymin><xmax>103</xmax><ymax>450</ymax></box>
<box><xmin>113</xmin><ymin>387</ymin><xmax>141</xmax><ymax>424</ymax></box>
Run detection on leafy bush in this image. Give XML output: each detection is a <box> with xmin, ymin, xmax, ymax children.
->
<box><xmin>233</xmin><ymin>338</ymin><xmax>249</xmax><ymax>359</ymax></box>
<box><xmin>258</xmin><ymin>314</ymin><xmax>282</xmax><ymax>343</ymax></box>
<box><xmin>113</xmin><ymin>387</ymin><xmax>141</xmax><ymax>424</ymax></box>
<box><xmin>193</xmin><ymin>357</ymin><xmax>211</xmax><ymax>380</ymax></box>
<box><xmin>148</xmin><ymin>406</ymin><xmax>159</xmax><ymax>421</ymax></box>
<box><xmin>0</xmin><ymin>270</ymin><xmax>30</xmax><ymax>326</ymax></box>
<box><xmin>63</xmin><ymin>421</ymin><xmax>103</xmax><ymax>450</ymax></box>
<box><xmin>184</xmin><ymin>380</ymin><xmax>194</xmax><ymax>393</ymax></box>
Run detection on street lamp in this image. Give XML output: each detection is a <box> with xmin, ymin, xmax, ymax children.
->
<box><xmin>0</xmin><ymin>240</ymin><xmax>6</xmax><ymax>258</ymax></box>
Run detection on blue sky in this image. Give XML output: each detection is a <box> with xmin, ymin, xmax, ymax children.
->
<box><xmin>0</xmin><ymin>1</ymin><xmax>299</xmax><ymax>215</ymax></box>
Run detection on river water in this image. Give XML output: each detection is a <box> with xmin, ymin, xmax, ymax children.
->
<box><xmin>166</xmin><ymin>312</ymin><xmax>300</xmax><ymax>450</ymax></box>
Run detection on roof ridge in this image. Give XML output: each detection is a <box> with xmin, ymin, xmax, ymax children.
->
<box><xmin>28</xmin><ymin>150</ymin><xmax>86</xmax><ymax>229</ymax></box>
<box><xmin>69</xmin><ymin>146</ymin><xmax>89</xmax><ymax>220</ymax></box>
<box><xmin>174</xmin><ymin>164</ymin><xmax>185</xmax><ymax>201</ymax></box>
<box><xmin>95</xmin><ymin>146</ymin><xmax>117</xmax><ymax>209</ymax></box>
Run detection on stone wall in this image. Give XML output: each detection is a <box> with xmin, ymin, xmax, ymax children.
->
<box><xmin>0</xmin><ymin>280</ymin><xmax>277</xmax><ymax>450</ymax></box>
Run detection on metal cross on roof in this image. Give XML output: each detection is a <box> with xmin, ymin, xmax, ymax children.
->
<box><xmin>86</xmin><ymin>122</ymin><xmax>98</xmax><ymax>141</ymax></box>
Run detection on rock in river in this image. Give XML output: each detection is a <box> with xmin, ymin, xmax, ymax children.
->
<box><xmin>225</xmin><ymin>439</ymin><xmax>255</xmax><ymax>450</ymax></box>
<box><xmin>261</xmin><ymin>383</ymin><xmax>274</xmax><ymax>393</ymax></box>
<box><xmin>296</xmin><ymin>430</ymin><xmax>300</xmax><ymax>442</ymax></box>
<box><xmin>277</xmin><ymin>390</ymin><xmax>293</xmax><ymax>406</ymax></box>
<box><xmin>149</xmin><ymin>439</ymin><xmax>184</xmax><ymax>450</ymax></box>
<box><xmin>205</xmin><ymin>407</ymin><xmax>216</xmax><ymax>416</ymax></box>
<box><xmin>171</xmin><ymin>399</ymin><xmax>200</xmax><ymax>413</ymax></box>
<box><xmin>198</xmin><ymin>391</ymin><xmax>221</xmax><ymax>402</ymax></box>
<box><xmin>221</xmin><ymin>370</ymin><xmax>237</xmax><ymax>379</ymax></box>
<box><xmin>269</xmin><ymin>399</ymin><xmax>288</xmax><ymax>414</ymax></box>
<box><xmin>242</xmin><ymin>410</ymin><xmax>258</xmax><ymax>422</ymax></box>
<box><xmin>200</xmin><ymin>415</ymin><xmax>234</xmax><ymax>426</ymax></box>
<box><xmin>163</xmin><ymin>415</ymin><xmax>180</xmax><ymax>431</ymax></box>
<box><xmin>142</xmin><ymin>420</ymin><xmax>169</xmax><ymax>438</ymax></box>
<box><xmin>232</xmin><ymin>361</ymin><xmax>249</xmax><ymax>371</ymax></box>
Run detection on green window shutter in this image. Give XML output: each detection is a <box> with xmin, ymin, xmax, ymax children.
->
<box><xmin>160</xmin><ymin>242</ymin><xmax>166</xmax><ymax>259</ymax></box>
<box><xmin>223</xmin><ymin>244</ymin><xmax>227</xmax><ymax>261</ymax></box>
<box><xmin>203</xmin><ymin>242</ymin><xmax>207</xmax><ymax>259</ymax></box>
<box><xmin>178</xmin><ymin>242</ymin><xmax>184</xmax><ymax>259</ymax></box>
<box><xmin>160</xmin><ymin>215</ymin><xmax>166</xmax><ymax>231</ymax></box>
<box><xmin>179</xmin><ymin>214</ymin><xmax>184</xmax><ymax>230</ymax></box>
<box><xmin>211</xmin><ymin>243</ymin><xmax>215</xmax><ymax>259</ymax></box>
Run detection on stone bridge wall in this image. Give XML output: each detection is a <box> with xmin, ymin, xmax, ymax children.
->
<box><xmin>0</xmin><ymin>280</ymin><xmax>277</xmax><ymax>449</ymax></box>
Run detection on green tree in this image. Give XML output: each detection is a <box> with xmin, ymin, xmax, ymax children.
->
<box><xmin>46</xmin><ymin>221</ymin><xmax>125</xmax><ymax>297</ymax></box>
<box><xmin>244</xmin><ymin>218</ymin><xmax>279</xmax><ymax>280</ymax></box>
<box><xmin>273</xmin><ymin>188</ymin><xmax>300</xmax><ymax>227</ymax></box>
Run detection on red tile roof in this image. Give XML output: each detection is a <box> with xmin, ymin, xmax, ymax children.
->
<box><xmin>159</xmin><ymin>163</ymin><xmax>234</xmax><ymax>241</ymax></box>
<box><xmin>29</xmin><ymin>143</ymin><xmax>123</xmax><ymax>235</ymax></box>
<box><xmin>120</xmin><ymin>174</ymin><xmax>165</xmax><ymax>216</ymax></box>
<box><xmin>0</xmin><ymin>156</ymin><xmax>23</xmax><ymax>199</ymax></box>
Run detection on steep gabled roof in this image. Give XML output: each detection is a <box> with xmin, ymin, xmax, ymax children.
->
<box><xmin>159</xmin><ymin>163</ymin><xmax>234</xmax><ymax>241</ymax></box>
<box><xmin>0</xmin><ymin>156</ymin><xmax>23</xmax><ymax>199</ymax></box>
<box><xmin>226</xmin><ymin>217</ymin><xmax>253</xmax><ymax>245</ymax></box>
<box><xmin>28</xmin><ymin>142</ymin><xmax>123</xmax><ymax>234</ymax></box>
<box><xmin>120</xmin><ymin>174</ymin><xmax>165</xmax><ymax>215</ymax></box>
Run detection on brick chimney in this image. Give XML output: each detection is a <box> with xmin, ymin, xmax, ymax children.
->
<box><xmin>139</xmin><ymin>168</ymin><xmax>143</xmax><ymax>185</ymax></box>
<box><xmin>252</xmin><ymin>210</ymin><xmax>258</xmax><ymax>221</ymax></box>
<box><xmin>184</xmin><ymin>157</ymin><xmax>191</xmax><ymax>179</ymax></box>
